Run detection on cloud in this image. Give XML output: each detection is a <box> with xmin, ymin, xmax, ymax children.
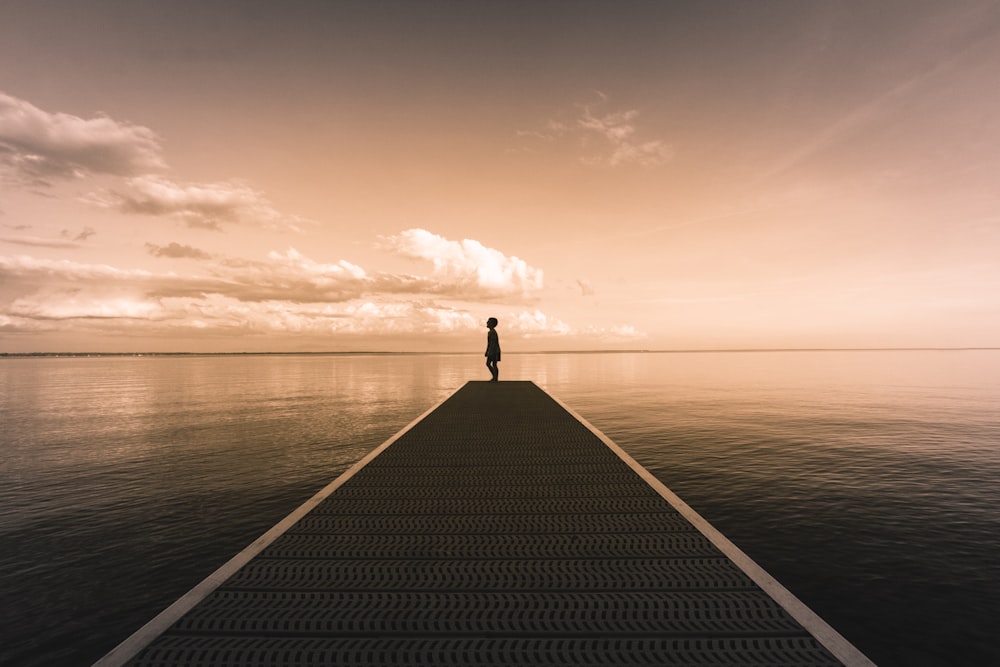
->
<box><xmin>9</xmin><ymin>292</ymin><xmax>160</xmax><ymax>321</ymax></box>
<box><xmin>1</xmin><ymin>245</ymin><xmax>409</xmax><ymax>307</ymax></box>
<box><xmin>577</xmin><ymin>95</ymin><xmax>674</xmax><ymax>167</ymax></box>
<box><xmin>146</xmin><ymin>242</ymin><xmax>213</xmax><ymax>260</ymax></box>
<box><xmin>582</xmin><ymin>324</ymin><xmax>647</xmax><ymax>341</ymax></box>
<box><xmin>144</xmin><ymin>248</ymin><xmax>374</xmax><ymax>303</ymax></box>
<box><xmin>0</xmin><ymin>91</ymin><xmax>165</xmax><ymax>186</ymax></box>
<box><xmin>0</xmin><ymin>249</ymin><xmax>567</xmax><ymax>339</ymax></box>
<box><xmin>61</xmin><ymin>227</ymin><xmax>96</xmax><ymax>242</ymax></box>
<box><xmin>0</xmin><ymin>225</ymin><xmax>95</xmax><ymax>249</ymax></box>
<box><xmin>86</xmin><ymin>175</ymin><xmax>311</xmax><ymax>231</ymax></box>
<box><xmin>578</xmin><ymin>106</ymin><xmax>639</xmax><ymax>142</ymax></box>
<box><xmin>755</xmin><ymin>5</ymin><xmax>1000</xmax><ymax>186</ymax></box>
<box><xmin>1</xmin><ymin>92</ymin><xmax>310</xmax><ymax>236</ymax></box>
<box><xmin>3</xmin><ymin>238</ymin><xmax>422</xmax><ymax>309</ymax></box>
<box><xmin>0</xmin><ymin>254</ymin><xmax>159</xmax><ymax>284</ymax></box>
<box><xmin>324</xmin><ymin>300</ymin><xmax>480</xmax><ymax>336</ymax></box>
<box><xmin>1</xmin><ymin>235</ymin><xmax>86</xmax><ymax>249</ymax></box>
<box><xmin>518</xmin><ymin>93</ymin><xmax>674</xmax><ymax>168</ymax></box>
<box><xmin>507</xmin><ymin>311</ymin><xmax>646</xmax><ymax>341</ymax></box>
<box><xmin>0</xmin><ymin>230</ymin><xmax>642</xmax><ymax>344</ymax></box>
<box><xmin>383</xmin><ymin>228</ymin><xmax>544</xmax><ymax>299</ymax></box>
<box><xmin>0</xmin><ymin>287</ymin><xmax>583</xmax><ymax>342</ymax></box>
<box><xmin>202</xmin><ymin>247</ymin><xmax>374</xmax><ymax>302</ymax></box>
<box><xmin>0</xmin><ymin>252</ymin><xmax>373</xmax><ymax>333</ymax></box>
<box><xmin>511</xmin><ymin>309</ymin><xmax>572</xmax><ymax>336</ymax></box>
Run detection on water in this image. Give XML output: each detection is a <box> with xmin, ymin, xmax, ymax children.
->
<box><xmin>1</xmin><ymin>351</ymin><xmax>998</xmax><ymax>666</ymax></box>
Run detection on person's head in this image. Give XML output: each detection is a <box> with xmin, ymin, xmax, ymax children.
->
<box><xmin>486</xmin><ymin>317</ymin><xmax>498</xmax><ymax>329</ymax></box>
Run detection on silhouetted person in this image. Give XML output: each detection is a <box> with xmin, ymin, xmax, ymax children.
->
<box><xmin>485</xmin><ymin>317</ymin><xmax>500</xmax><ymax>382</ymax></box>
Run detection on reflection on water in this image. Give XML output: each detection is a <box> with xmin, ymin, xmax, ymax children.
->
<box><xmin>2</xmin><ymin>351</ymin><xmax>999</xmax><ymax>666</ymax></box>
<box><xmin>0</xmin><ymin>354</ymin><xmax>464</xmax><ymax>665</ymax></box>
<box><xmin>521</xmin><ymin>351</ymin><xmax>1000</xmax><ymax>667</ymax></box>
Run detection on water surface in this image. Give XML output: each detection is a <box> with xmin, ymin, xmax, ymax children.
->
<box><xmin>2</xmin><ymin>351</ymin><xmax>998</xmax><ymax>665</ymax></box>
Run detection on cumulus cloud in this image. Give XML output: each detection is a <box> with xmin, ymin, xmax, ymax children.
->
<box><xmin>383</xmin><ymin>228</ymin><xmax>544</xmax><ymax>299</ymax></box>
<box><xmin>87</xmin><ymin>175</ymin><xmax>311</xmax><ymax>231</ymax></box>
<box><xmin>0</xmin><ymin>91</ymin><xmax>165</xmax><ymax>186</ymax></box>
<box><xmin>2</xmin><ymin>287</ymin><xmax>578</xmax><ymax>341</ymax></box>
<box><xmin>0</xmin><ymin>249</ymin><xmax>561</xmax><ymax>339</ymax></box>
<box><xmin>1</xmin><ymin>281</ymin><xmax>598</xmax><ymax>342</ymax></box>
<box><xmin>267</xmin><ymin>247</ymin><xmax>368</xmax><ymax>281</ymax></box>
<box><xmin>1</xmin><ymin>230</ymin><xmax>644</xmax><ymax>344</ymax></box>
<box><xmin>517</xmin><ymin>92</ymin><xmax>673</xmax><ymax>168</ymax></box>
<box><xmin>198</xmin><ymin>247</ymin><xmax>376</xmax><ymax>302</ymax></box>
<box><xmin>511</xmin><ymin>309</ymin><xmax>572</xmax><ymax>336</ymax></box>
<box><xmin>1</xmin><ymin>92</ymin><xmax>312</xmax><ymax>238</ymax></box>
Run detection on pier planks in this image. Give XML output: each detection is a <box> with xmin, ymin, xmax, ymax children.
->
<box><xmin>98</xmin><ymin>381</ymin><xmax>873</xmax><ymax>666</ymax></box>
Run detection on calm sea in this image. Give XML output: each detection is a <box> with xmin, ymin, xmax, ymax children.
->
<box><xmin>1</xmin><ymin>351</ymin><xmax>998</xmax><ymax>666</ymax></box>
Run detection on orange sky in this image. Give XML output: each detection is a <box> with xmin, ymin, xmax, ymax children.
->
<box><xmin>2</xmin><ymin>1</ymin><xmax>999</xmax><ymax>352</ymax></box>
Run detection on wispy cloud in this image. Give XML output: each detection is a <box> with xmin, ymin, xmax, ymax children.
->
<box><xmin>581</xmin><ymin>323</ymin><xmax>647</xmax><ymax>341</ymax></box>
<box><xmin>517</xmin><ymin>92</ymin><xmax>673</xmax><ymax>168</ymax></box>
<box><xmin>0</xmin><ymin>235</ymin><xmax>88</xmax><ymax>249</ymax></box>
<box><xmin>146</xmin><ymin>242</ymin><xmax>213</xmax><ymax>260</ymax></box>
<box><xmin>0</xmin><ymin>91</ymin><xmax>165</xmax><ymax>186</ymax></box>
<box><xmin>577</xmin><ymin>95</ymin><xmax>674</xmax><ymax>167</ymax></box>
<box><xmin>86</xmin><ymin>175</ymin><xmax>312</xmax><ymax>231</ymax></box>
<box><xmin>1</xmin><ymin>224</ymin><xmax>95</xmax><ymax>248</ymax></box>
<box><xmin>756</xmin><ymin>6</ymin><xmax>1000</xmax><ymax>185</ymax></box>
<box><xmin>62</xmin><ymin>227</ymin><xmax>96</xmax><ymax>242</ymax></box>
<box><xmin>1</xmin><ymin>254</ymin><xmax>158</xmax><ymax>284</ymax></box>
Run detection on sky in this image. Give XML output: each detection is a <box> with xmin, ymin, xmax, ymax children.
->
<box><xmin>1</xmin><ymin>1</ymin><xmax>999</xmax><ymax>353</ymax></box>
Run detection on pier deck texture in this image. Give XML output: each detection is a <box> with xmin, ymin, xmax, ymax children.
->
<box><xmin>105</xmin><ymin>381</ymin><xmax>872</xmax><ymax>666</ymax></box>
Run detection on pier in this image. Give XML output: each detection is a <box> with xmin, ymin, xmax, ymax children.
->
<box><xmin>97</xmin><ymin>381</ymin><xmax>873</xmax><ymax>666</ymax></box>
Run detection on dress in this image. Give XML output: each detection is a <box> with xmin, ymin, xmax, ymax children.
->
<box><xmin>486</xmin><ymin>329</ymin><xmax>501</xmax><ymax>361</ymax></box>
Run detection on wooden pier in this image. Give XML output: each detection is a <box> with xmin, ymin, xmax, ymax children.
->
<box><xmin>97</xmin><ymin>381</ymin><xmax>874</xmax><ymax>666</ymax></box>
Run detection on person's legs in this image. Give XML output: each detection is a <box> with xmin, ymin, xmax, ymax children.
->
<box><xmin>486</xmin><ymin>358</ymin><xmax>499</xmax><ymax>382</ymax></box>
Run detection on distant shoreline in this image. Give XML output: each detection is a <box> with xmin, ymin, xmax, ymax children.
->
<box><xmin>2</xmin><ymin>348</ymin><xmax>998</xmax><ymax>359</ymax></box>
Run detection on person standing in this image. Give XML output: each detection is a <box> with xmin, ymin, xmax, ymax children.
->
<box><xmin>485</xmin><ymin>317</ymin><xmax>501</xmax><ymax>382</ymax></box>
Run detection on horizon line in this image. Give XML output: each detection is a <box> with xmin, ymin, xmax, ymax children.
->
<box><xmin>2</xmin><ymin>347</ymin><xmax>999</xmax><ymax>358</ymax></box>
